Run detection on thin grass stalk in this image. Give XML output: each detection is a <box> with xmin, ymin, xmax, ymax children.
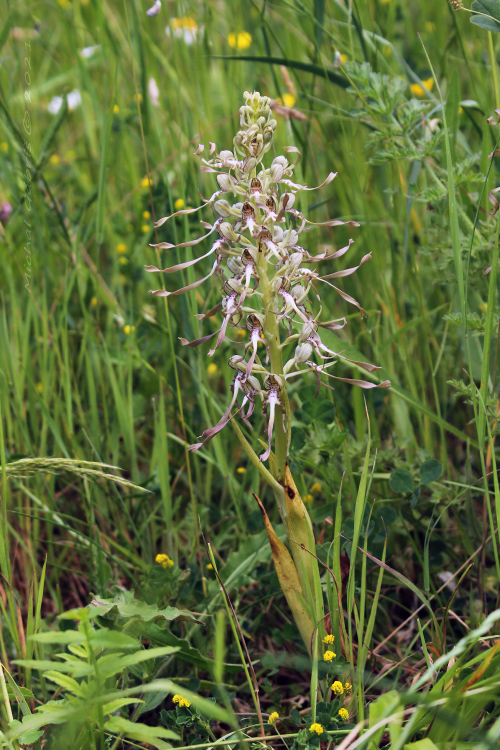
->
<box><xmin>121</xmin><ymin>0</ymin><xmax>203</xmax><ymax>581</ymax></box>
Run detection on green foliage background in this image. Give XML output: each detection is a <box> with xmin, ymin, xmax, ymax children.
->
<box><xmin>2</xmin><ymin>0</ymin><xmax>500</xmax><ymax>747</ymax></box>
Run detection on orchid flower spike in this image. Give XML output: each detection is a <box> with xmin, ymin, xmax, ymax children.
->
<box><xmin>147</xmin><ymin>91</ymin><xmax>390</xmax><ymax>459</ymax></box>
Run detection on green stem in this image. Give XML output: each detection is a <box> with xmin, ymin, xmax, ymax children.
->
<box><xmin>257</xmin><ymin>244</ymin><xmax>288</xmax><ymax>485</ymax></box>
<box><xmin>489</xmin><ymin>31</ymin><xmax>500</xmax><ymax>111</ymax></box>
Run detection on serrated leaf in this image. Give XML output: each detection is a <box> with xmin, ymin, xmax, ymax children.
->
<box><xmin>419</xmin><ymin>459</ymin><xmax>443</xmax><ymax>485</ymax></box>
<box><xmin>389</xmin><ymin>469</ymin><xmax>414</xmax><ymax>494</ymax></box>
<box><xmin>88</xmin><ymin>594</ymin><xmax>202</xmax><ymax>624</ymax></box>
<box><xmin>8</xmin><ymin>719</ymin><xmax>43</xmax><ymax>745</ymax></box>
<box><xmin>44</xmin><ymin>671</ymin><xmax>85</xmax><ymax>697</ymax></box>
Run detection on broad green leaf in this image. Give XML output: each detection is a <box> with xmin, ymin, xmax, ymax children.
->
<box><xmin>44</xmin><ymin>672</ymin><xmax>86</xmax><ymax>697</ymax></box>
<box><xmin>98</xmin><ymin>646</ymin><xmax>179</xmax><ymax>678</ymax></box>
<box><xmin>420</xmin><ymin>459</ymin><xmax>443</xmax><ymax>485</ymax></box>
<box><xmin>301</xmin><ymin>400</ymin><xmax>335</xmax><ymax>425</ymax></box>
<box><xmin>103</xmin><ymin>698</ymin><xmax>143</xmax><ymax>715</ymax></box>
<box><xmin>390</xmin><ymin>469</ymin><xmax>414</xmax><ymax>494</ymax></box>
<box><xmin>87</xmin><ymin>594</ymin><xmax>202</xmax><ymax>624</ymax></box>
<box><xmin>14</xmin><ymin>660</ymin><xmax>93</xmax><ymax>676</ymax></box>
<box><xmin>105</xmin><ymin>716</ymin><xmax>179</xmax><ymax>750</ymax></box>
<box><xmin>471</xmin><ymin>13</ymin><xmax>500</xmax><ymax>30</ymax></box>
<box><xmin>135</xmin><ymin>622</ymin><xmax>242</xmax><ymax>673</ymax></box>
<box><xmin>7</xmin><ymin>720</ymin><xmax>43</xmax><ymax>745</ymax></box>
<box><xmin>8</xmin><ymin>703</ymin><xmax>68</xmax><ymax>739</ymax></box>
<box><xmin>471</xmin><ymin>0</ymin><xmax>500</xmax><ymax>21</ymax></box>
<box><xmin>367</xmin><ymin>690</ymin><xmax>401</xmax><ymax>750</ymax></box>
<box><xmin>404</xmin><ymin>740</ymin><xmax>439</xmax><ymax>750</ymax></box>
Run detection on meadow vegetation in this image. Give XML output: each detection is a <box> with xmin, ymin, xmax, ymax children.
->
<box><xmin>2</xmin><ymin>0</ymin><xmax>500</xmax><ymax>747</ymax></box>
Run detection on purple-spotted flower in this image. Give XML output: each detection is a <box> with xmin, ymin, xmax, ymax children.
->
<box><xmin>147</xmin><ymin>91</ymin><xmax>389</xmax><ymax>462</ymax></box>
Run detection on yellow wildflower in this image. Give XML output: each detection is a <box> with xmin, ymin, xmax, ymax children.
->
<box><xmin>171</xmin><ymin>16</ymin><xmax>197</xmax><ymax>30</ymax></box>
<box><xmin>323</xmin><ymin>650</ymin><xmax>336</xmax><ymax>662</ymax></box>
<box><xmin>90</xmin><ymin>296</ymin><xmax>98</xmax><ymax>307</ymax></box>
<box><xmin>236</xmin><ymin>467</ymin><xmax>246</xmax><ymax>474</ymax></box>
<box><xmin>119</xmin><ymin>256</ymin><xmax>128</xmax><ymax>265</ymax></box>
<box><xmin>340</xmin><ymin>53</ymin><xmax>348</xmax><ymax>64</ymax></box>
<box><xmin>207</xmin><ymin>363</ymin><xmax>218</xmax><ymax>376</ymax></box>
<box><xmin>344</xmin><ymin>682</ymin><xmax>352</xmax><ymax>695</ymax></box>
<box><xmin>123</xmin><ymin>325</ymin><xmax>135</xmax><ymax>335</ymax></box>
<box><xmin>276</xmin><ymin>92</ymin><xmax>297</xmax><ymax>108</ymax></box>
<box><xmin>309</xmin><ymin>723</ymin><xmax>324</xmax><ymax>735</ymax></box>
<box><xmin>425</xmin><ymin>21</ymin><xmax>436</xmax><ymax>32</ymax></box>
<box><xmin>332</xmin><ymin>680</ymin><xmax>344</xmax><ymax>696</ymax></box>
<box><xmin>236</xmin><ymin>329</ymin><xmax>247</xmax><ymax>339</ymax></box>
<box><xmin>156</xmin><ymin>553</ymin><xmax>174</xmax><ymax>568</ymax></box>
<box><xmin>35</xmin><ymin>382</ymin><xmax>43</xmax><ymax>394</ymax></box>
<box><xmin>306</xmin><ymin>493</ymin><xmax>314</xmax><ymax>503</ymax></box>
<box><xmin>113</xmin><ymin>104</ymin><xmax>119</xmax><ymax>114</ymax></box>
<box><xmin>410</xmin><ymin>77</ymin><xmax>434</xmax><ymax>98</ymax></box>
<box><xmin>228</xmin><ymin>31</ymin><xmax>252</xmax><ymax>50</ymax></box>
<box><xmin>383</xmin><ymin>46</ymin><xmax>392</xmax><ymax>56</ymax></box>
<box><xmin>134</xmin><ymin>93</ymin><xmax>143</xmax><ymax>103</ymax></box>
<box><xmin>57</xmin><ymin>0</ymin><xmax>71</xmax><ymax>7</ymax></box>
<box><xmin>323</xmin><ymin>634</ymin><xmax>335</xmax><ymax>645</ymax></box>
<box><xmin>119</xmin><ymin>274</ymin><xmax>127</xmax><ymax>284</ymax></box>
<box><xmin>310</xmin><ymin>482</ymin><xmax>322</xmax><ymax>494</ymax></box>
<box><xmin>206</xmin><ymin>563</ymin><xmax>213</xmax><ymax>570</ymax></box>
<box><xmin>142</xmin><ymin>210</ymin><xmax>151</xmax><ymax>219</ymax></box>
<box><xmin>141</xmin><ymin>224</ymin><xmax>150</xmax><ymax>233</ymax></box>
<box><xmin>268</xmin><ymin>711</ymin><xmax>279</xmax><ymax>725</ymax></box>
<box><xmin>49</xmin><ymin>154</ymin><xmax>60</xmax><ymax>165</ymax></box>
<box><xmin>172</xmin><ymin>694</ymin><xmax>191</xmax><ymax>708</ymax></box>
<box><xmin>116</xmin><ymin>243</ymin><xmax>127</xmax><ymax>254</ymax></box>
<box><xmin>338</xmin><ymin>708</ymin><xmax>349</xmax><ymax>722</ymax></box>
<box><xmin>0</xmin><ymin>142</ymin><xmax>8</xmax><ymax>152</ymax></box>
<box><xmin>174</xmin><ymin>198</ymin><xmax>185</xmax><ymax>211</ymax></box>
<box><xmin>141</xmin><ymin>176</ymin><xmax>152</xmax><ymax>188</ymax></box>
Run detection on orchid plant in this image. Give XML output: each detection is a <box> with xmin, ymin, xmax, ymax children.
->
<box><xmin>147</xmin><ymin>91</ymin><xmax>390</xmax><ymax>656</ymax></box>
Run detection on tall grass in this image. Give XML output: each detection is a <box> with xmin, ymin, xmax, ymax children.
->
<box><xmin>1</xmin><ymin>0</ymin><xmax>500</xmax><ymax>746</ymax></box>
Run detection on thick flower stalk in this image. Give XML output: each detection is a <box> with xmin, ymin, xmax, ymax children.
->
<box><xmin>147</xmin><ymin>91</ymin><xmax>390</xmax><ymax>655</ymax></box>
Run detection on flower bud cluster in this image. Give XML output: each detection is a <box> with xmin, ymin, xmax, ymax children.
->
<box><xmin>147</xmin><ymin>91</ymin><xmax>389</xmax><ymax>461</ymax></box>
